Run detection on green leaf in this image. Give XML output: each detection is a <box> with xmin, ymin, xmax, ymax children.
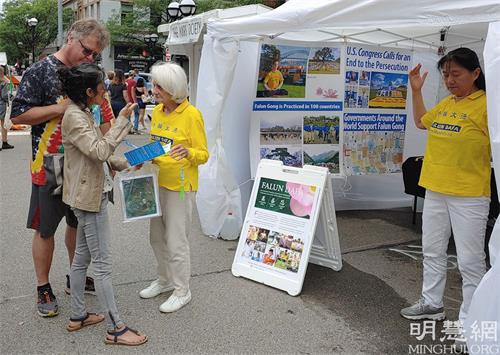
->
<box><xmin>0</xmin><ymin>0</ymin><xmax>73</xmax><ymax>65</ymax></box>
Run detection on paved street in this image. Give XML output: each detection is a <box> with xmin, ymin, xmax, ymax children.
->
<box><xmin>0</xmin><ymin>132</ymin><xmax>464</xmax><ymax>354</ymax></box>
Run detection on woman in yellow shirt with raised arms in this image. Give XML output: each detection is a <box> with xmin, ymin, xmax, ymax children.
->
<box><xmin>401</xmin><ymin>48</ymin><xmax>489</xmax><ymax>337</ymax></box>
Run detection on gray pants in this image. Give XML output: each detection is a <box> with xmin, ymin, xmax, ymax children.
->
<box><xmin>71</xmin><ymin>195</ymin><xmax>124</xmax><ymax>331</ymax></box>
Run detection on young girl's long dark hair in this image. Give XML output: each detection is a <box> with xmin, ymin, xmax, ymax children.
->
<box><xmin>58</xmin><ymin>63</ymin><xmax>105</xmax><ymax>107</ymax></box>
<box><xmin>437</xmin><ymin>47</ymin><xmax>485</xmax><ymax>91</ymax></box>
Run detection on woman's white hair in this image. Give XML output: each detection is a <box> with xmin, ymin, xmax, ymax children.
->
<box><xmin>151</xmin><ymin>62</ymin><xmax>188</xmax><ymax>103</ymax></box>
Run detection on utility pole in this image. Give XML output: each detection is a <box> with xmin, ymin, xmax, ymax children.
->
<box><xmin>57</xmin><ymin>0</ymin><xmax>63</xmax><ymax>49</ymax></box>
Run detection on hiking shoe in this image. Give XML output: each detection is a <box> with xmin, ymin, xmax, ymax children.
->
<box><xmin>65</xmin><ymin>274</ymin><xmax>96</xmax><ymax>295</ymax></box>
<box><xmin>400</xmin><ymin>298</ymin><xmax>445</xmax><ymax>320</ymax></box>
<box><xmin>37</xmin><ymin>286</ymin><xmax>59</xmax><ymax>317</ymax></box>
<box><xmin>1</xmin><ymin>142</ymin><xmax>13</xmax><ymax>150</ymax></box>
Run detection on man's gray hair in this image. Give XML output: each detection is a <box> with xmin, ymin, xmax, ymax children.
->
<box><xmin>67</xmin><ymin>19</ymin><xmax>110</xmax><ymax>49</ymax></box>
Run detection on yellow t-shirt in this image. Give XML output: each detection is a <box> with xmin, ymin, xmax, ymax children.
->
<box><xmin>419</xmin><ymin>90</ymin><xmax>490</xmax><ymax>197</ymax></box>
<box><xmin>264</xmin><ymin>70</ymin><xmax>284</xmax><ymax>90</ymax></box>
<box><xmin>150</xmin><ymin>100</ymin><xmax>209</xmax><ymax>191</ymax></box>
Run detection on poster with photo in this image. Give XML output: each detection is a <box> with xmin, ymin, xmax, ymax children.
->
<box><xmin>241</xmin><ymin>226</ymin><xmax>305</xmax><ymax>273</ymax></box>
<box><xmin>368</xmin><ymin>71</ymin><xmax>408</xmax><ymax>109</ymax></box>
<box><xmin>343</xmin><ymin>114</ymin><xmax>405</xmax><ymax>174</ymax></box>
<box><xmin>254</xmin><ymin>177</ymin><xmax>316</xmax><ymax>218</ymax></box>
<box><xmin>118</xmin><ymin>172</ymin><xmax>162</xmax><ymax>222</ymax></box>
<box><xmin>307</xmin><ymin>47</ymin><xmax>341</xmax><ymax>75</ymax></box>
<box><xmin>235</xmin><ymin>175</ymin><xmax>321</xmax><ymax>279</ymax></box>
<box><xmin>260</xmin><ymin>146</ymin><xmax>302</xmax><ymax>167</ymax></box>
<box><xmin>232</xmin><ymin>159</ymin><xmax>341</xmax><ymax>295</ymax></box>
<box><xmin>342</xmin><ymin>45</ymin><xmax>411</xmax><ymax>175</ymax></box>
<box><xmin>251</xmin><ymin>41</ymin><xmax>343</xmax><ymax>177</ymax></box>
<box><xmin>260</xmin><ymin>115</ymin><xmax>302</xmax><ymax>145</ymax></box>
<box><xmin>251</xmin><ymin>41</ymin><xmax>411</xmax><ymax>177</ymax></box>
<box><xmin>256</xmin><ymin>44</ymin><xmax>309</xmax><ymax>99</ymax></box>
<box><xmin>303</xmin><ymin>144</ymin><xmax>340</xmax><ymax>174</ymax></box>
<box><xmin>303</xmin><ymin>115</ymin><xmax>339</xmax><ymax>145</ymax></box>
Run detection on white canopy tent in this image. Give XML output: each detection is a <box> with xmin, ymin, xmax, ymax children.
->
<box><xmin>195</xmin><ymin>0</ymin><xmax>500</xmax><ymax>239</ymax></box>
<box><xmin>156</xmin><ymin>4</ymin><xmax>271</xmax><ymax>105</ymax></box>
<box><xmin>194</xmin><ymin>1</ymin><xmax>500</xmax><ymax>348</ymax></box>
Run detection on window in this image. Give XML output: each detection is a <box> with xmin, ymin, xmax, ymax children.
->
<box><xmin>121</xmin><ymin>3</ymin><xmax>133</xmax><ymax>23</ymax></box>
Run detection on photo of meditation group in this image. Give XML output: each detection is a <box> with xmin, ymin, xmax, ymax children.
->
<box><xmin>260</xmin><ymin>114</ymin><xmax>303</xmax><ymax>167</ymax></box>
<box><xmin>260</xmin><ymin>116</ymin><xmax>302</xmax><ymax>145</ymax></box>
<box><xmin>241</xmin><ymin>225</ymin><xmax>304</xmax><ymax>273</ymax></box>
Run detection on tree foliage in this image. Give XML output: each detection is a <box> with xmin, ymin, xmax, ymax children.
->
<box><xmin>195</xmin><ymin>0</ymin><xmax>266</xmax><ymax>13</ymax></box>
<box><xmin>0</xmin><ymin>0</ymin><xmax>73</xmax><ymax>65</ymax></box>
<box><xmin>313</xmin><ymin>48</ymin><xmax>336</xmax><ymax>62</ymax></box>
<box><xmin>106</xmin><ymin>0</ymin><xmax>165</xmax><ymax>50</ymax></box>
<box><xmin>106</xmin><ymin>0</ymin><xmax>266</xmax><ymax>49</ymax></box>
<box><xmin>260</xmin><ymin>44</ymin><xmax>280</xmax><ymax>72</ymax></box>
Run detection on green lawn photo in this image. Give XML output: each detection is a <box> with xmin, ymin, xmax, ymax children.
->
<box><xmin>257</xmin><ymin>82</ymin><xmax>305</xmax><ymax>98</ymax></box>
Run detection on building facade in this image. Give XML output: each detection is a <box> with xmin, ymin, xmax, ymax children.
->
<box><xmin>63</xmin><ymin>0</ymin><xmax>142</xmax><ymax>71</ymax></box>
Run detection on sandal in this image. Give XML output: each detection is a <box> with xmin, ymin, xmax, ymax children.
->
<box><xmin>104</xmin><ymin>326</ymin><xmax>148</xmax><ymax>346</ymax></box>
<box><xmin>66</xmin><ymin>312</ymin><xmax>105</xmax><ymax>332</ymax></box>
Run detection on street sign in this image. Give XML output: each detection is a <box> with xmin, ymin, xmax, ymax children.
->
<box><xmin>167</xmin><ymin>15</ymin><xmax>203</xmax><ymax>45</ymax></box>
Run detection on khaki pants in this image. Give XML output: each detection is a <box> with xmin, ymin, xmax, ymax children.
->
<box><xmin>150</xmin><ymin>188</ymin><xmax>194</xmax><ymax>296</ymax></box>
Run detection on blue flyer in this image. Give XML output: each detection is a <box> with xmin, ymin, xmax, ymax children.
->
<box><xmin>124</xmin><ymin>141</ymin><xmax>169</xmax><ymax>166</ymax></box>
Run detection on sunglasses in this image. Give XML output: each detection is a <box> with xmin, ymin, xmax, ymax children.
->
<box><xmin>79</xmin><ymin>39</ymin><xmax>100</xmax><ymax>59</ymax></box>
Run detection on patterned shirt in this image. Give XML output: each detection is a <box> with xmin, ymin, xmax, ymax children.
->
<box><xmin>11</xmin><ymin>55</ymin><xmax>66</xmax><ymax>185</ymax></box>
<box><xmin>11</xmin><ymin>55</ymin><xmax>112</xmax><ymax>185</ymax></box>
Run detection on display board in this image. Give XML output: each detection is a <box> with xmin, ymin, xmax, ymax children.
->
<box><xmin>232</xmin><ymin>159</ymin><xmax>342</xmax><ymax>296</ymax></box>
<box><xmin>249</xmin><ymin>40</ymin><xmax>412</xmax><ymax>177</ymax></box>
<box><xmin>118</xmin><ymin>171</ymin><xmax>162</xmax><ymax>222</ymax></box>
<box><xmin>343</xmin><ymin>44</ymin><xmax>410</xmax><ymax>175</ymax></box>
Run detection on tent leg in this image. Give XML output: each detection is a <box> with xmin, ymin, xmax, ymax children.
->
<box><xmin>412</xmin><ymin>196</ymin><xmax>418</xmax><ymax>225</ymax></box>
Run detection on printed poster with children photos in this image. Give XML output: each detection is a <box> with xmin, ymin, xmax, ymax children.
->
<box><xmin>251</xmin><ymin>41</ymin><xmax>344</xmax><ymax>177</ymax></box>
<box><xmin>237</xmin><ymin>176</ymin><xmax>321</xmax><ymax>278</ymax></box>
<box><xmin>342</xmin><ymin>45</ymin><xmax>411</xmax><ymax>175</ymax></box>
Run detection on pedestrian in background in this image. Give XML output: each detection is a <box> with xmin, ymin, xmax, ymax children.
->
<box><xmin>135</xmin><ymin>77</ymin><xmax>148</xmax><ymax>131</ymax></box>
<box><xmin>125</xmin><ymin>69</ymin><xmax>139</xmax><ymax>134</ymax></box>
<box><xmin>109</xmin><ymin>69</ymin><xmax>127</xmax><ymax>119</ymax></box>
<box><xmin>104</xmin><ymin>70</ymin><xmax>114</xmax><ymax>91</ymax></box>
<box><xmin>0</xmin><ymin>65</ymin><xmax>14</xmax><ymax>150</ymax></box>
<box><xmin>139</xmin><ymin>62</ymin><xmax>208</xmax><ymax>313</ymax></box>
<box><xmin>401</xmin><ymin>48</ymin><xmax>489</xmax><ymax>339</ymax></box>
<box><xmin>11</xmin><ymin>18</ymin><xmax>110</xmax><ymax>318</ymax></box>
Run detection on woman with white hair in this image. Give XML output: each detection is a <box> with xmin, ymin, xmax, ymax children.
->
<box><xmin>139</xmin><ymin>62</ymin><xmax>208</xmax><ymax>313</ymax></box>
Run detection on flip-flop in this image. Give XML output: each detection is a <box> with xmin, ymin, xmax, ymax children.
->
<box><xmin>66</xmin><ymin>312</ymin><xmax>105</xmax><ymax>332</ymax></box>
<box><xmin>104</xmin><ymin>326</ymin><xmax>148</xmax><ymax>346</ymax></box>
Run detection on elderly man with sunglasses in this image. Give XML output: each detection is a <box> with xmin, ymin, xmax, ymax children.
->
<box><xmin>11</xmin><ymin>19</ymin><xmax>111</xmax><ymax>318</ymax></box>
